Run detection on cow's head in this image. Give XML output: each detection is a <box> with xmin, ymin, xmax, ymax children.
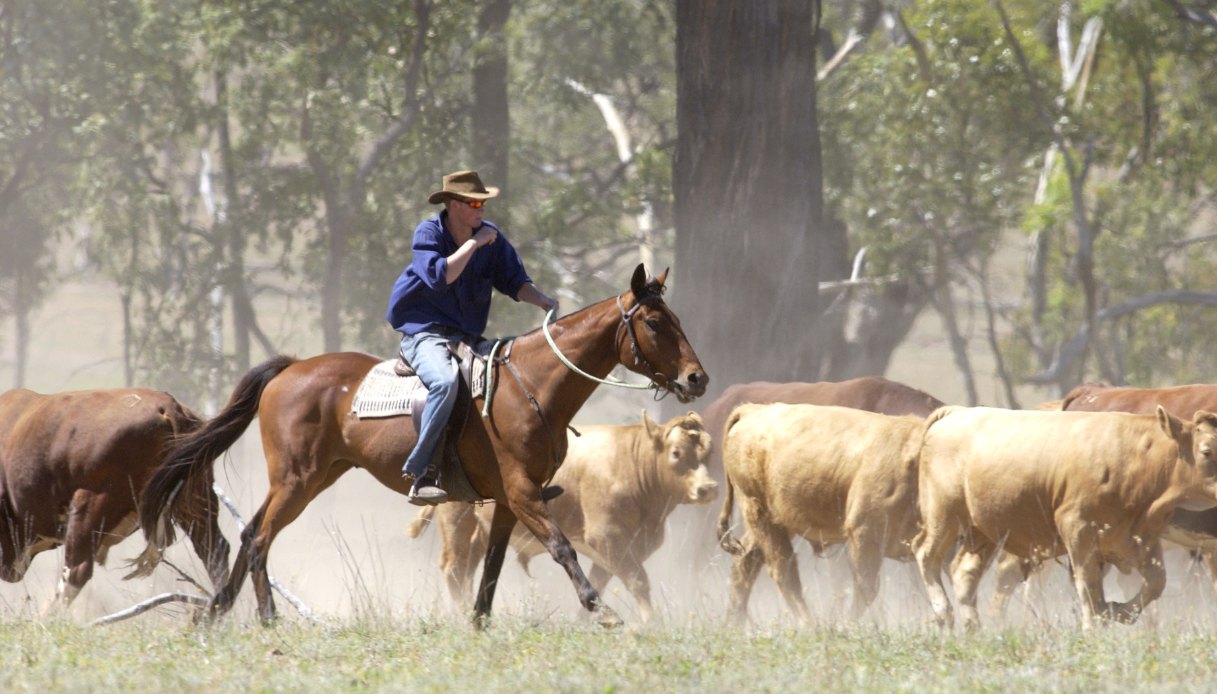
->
<box><xmin>644</xmin><ymin>409</ymin><xmax>717</xmax><ymax>504</ymax></box>
<box><xmin>1159</xmin><ymin>406</ymin><xmax>1217</xmax><ymax>509</ymax></box>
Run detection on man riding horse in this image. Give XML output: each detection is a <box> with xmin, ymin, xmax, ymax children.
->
<box><xmin>386</xmin><ymin>170</ymin><xmax>559</xmax><ymax>505</ymax></box>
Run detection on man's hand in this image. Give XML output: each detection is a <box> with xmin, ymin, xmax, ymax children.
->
<box><xmin>519</xmin><ymin>283</ymin><xmax>559</xmax><ymax>315</ymax></box>
<box><xmin>473</xmin><ymin>226</ymin><xmax>498</xmax><ymax>248</ymax></box>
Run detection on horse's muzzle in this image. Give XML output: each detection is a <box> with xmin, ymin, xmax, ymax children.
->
<box><xmin>670</xmin><ymin>369</ymin><xmax>708</xmax><ymax>402</ymax></box>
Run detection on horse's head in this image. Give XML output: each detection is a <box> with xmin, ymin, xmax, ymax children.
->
<box><xmin>618</xmin><ymin>264</ymin><xmax>709</xmax><ymax>403</ymax></box>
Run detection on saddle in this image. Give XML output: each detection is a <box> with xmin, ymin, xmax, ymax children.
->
<box><xmin>406</xmin><ymin>340</ymin><xmax>492</xmax><ymax>503</ymax></box>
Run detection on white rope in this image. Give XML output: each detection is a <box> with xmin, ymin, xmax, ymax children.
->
<box><xmin>541</xmin><ymin>307</ymin><xmax>653</xmax><ymax>390</ymax></box>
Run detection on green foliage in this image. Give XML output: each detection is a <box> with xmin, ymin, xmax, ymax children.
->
<box><xmin>820</xmin><ymin>0</ymin><xmax>1046</xmax><ymax>279</ymax></box>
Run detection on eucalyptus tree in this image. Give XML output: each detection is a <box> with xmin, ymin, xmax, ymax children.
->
<box><xmin>673</xmin><ymin>0</ymin><xmax>825</xmax><ymax>396</ymax></box>
<box><xmin>1002</xmin><ymin>0</ymin><xmax>1217</xmax><ymax>391</ymax></box>
<box><xmin>0</xmin><ymin>1</ymin><xmax>110</xmax><ymax>386</ymax></box>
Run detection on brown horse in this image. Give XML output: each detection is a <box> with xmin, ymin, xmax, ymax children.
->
<box><xmin>137</xmin><ymin>264</ymin><xmax>707</xmax><ymax>625</ymax></box>
<box><xmin>0</xmin><ymin>387</ymin><xmax>228</xmax><ymax>605</ymax></box>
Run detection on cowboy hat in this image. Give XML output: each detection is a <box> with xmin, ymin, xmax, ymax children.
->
<box><xmin>427</xmin><ymin>170</ymin><xmax>500</xmax><ymax>204</ymax></box>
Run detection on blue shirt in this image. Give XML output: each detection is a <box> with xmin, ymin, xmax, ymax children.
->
<box><xmin>386</xmin><ymin>211</ymin><xmax>532</xmax><ymax>336</ymax></box>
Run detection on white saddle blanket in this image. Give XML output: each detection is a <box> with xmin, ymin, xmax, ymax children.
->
<box><xmin>351</xmin><ymin>360</ymin><xmax>422</xmax><ymax>419</ymax></box>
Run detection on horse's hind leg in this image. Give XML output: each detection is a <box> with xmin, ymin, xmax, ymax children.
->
<box><xmin>243</xmin><ymin>461</ymin><xmax>352</xmax><ymax>623</ymax></box>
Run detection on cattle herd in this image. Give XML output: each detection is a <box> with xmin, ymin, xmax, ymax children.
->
<box><xmin>5</xmin><ymin>372</ymin><xmax>1217</xmax><ymax>630</ymax></box>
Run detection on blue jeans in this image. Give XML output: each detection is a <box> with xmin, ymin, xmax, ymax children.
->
<box><xmin>399</xmin><ymin>330</ymin><xmax>460</xmax><ymax>479</ymax></box>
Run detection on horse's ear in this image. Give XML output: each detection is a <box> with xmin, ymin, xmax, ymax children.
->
<box><xmin>630</xmin><ymin>263</ymin><xmax>647</xmax><ymax>296</ymax></box>
<box><xmin>656</xmin><ymin>267</ymin><xmax>669</xmax><ymax>286</ymax></box>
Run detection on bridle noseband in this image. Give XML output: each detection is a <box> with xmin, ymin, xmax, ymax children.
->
<box><xmin>614</xmin><ymin>293</ymin><xmax>671</xmax><ymax>393</ymax></box>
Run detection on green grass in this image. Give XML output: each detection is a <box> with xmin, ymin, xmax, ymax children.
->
<box><xmin>3</xmin><ymin>616</ymin><xmax>1217</xmax><ymax>692</ymax></box>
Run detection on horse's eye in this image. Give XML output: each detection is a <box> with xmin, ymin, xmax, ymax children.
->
<box><xmin>645</xmin><ymin>318</ymin><xmax>660</xmax><ymax>330</ymax></box>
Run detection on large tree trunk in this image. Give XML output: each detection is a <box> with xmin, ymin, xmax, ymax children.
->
<box><xmin>673</xmin><ymin>0</ymin><xmax>824</xmax><ymax>397</ymax></box>
<box><xmin>215</xmin><ymin>70</ymin><xmax>253</xmax><ymax>371</ymax></box>
<box><xmin>473</xmin><ymin>0</ymin><xmax>511</xmax><ymax>219</ymax></box>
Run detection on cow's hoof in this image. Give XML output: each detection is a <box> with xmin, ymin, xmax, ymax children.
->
<box><xmin>1108</xmin><ymin>602</ymin><xmax>1142</xmax><ymax>625</ymax></box>
<box><xmin>594</xmin><ymin>604</ymin><xmax>623</xmax><ymax>629</ymax></box>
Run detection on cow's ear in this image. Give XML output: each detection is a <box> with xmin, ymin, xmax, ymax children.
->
<box><xmin>1158</xmin><ymin>405</ymin><xmax>1183</xmax><ymax>439</ymax></box>
<box><xmin>641</xmin><ymin>408</ymin><xmax>658</xmax><ymax>436</ymax></box>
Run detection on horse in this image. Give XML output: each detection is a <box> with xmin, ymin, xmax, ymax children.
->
<box><xmin>136</xmin><ymin>264</ymin><xmax>707</xmax><ymax>626</ymax></box>
<box><xmin>0</xmin><ymin>387</ymin><xmax>229</xmax><ymax>605</ymax></box>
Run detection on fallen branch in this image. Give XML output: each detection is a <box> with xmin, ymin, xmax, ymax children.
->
<box><xmin>95</xmin><ymin>484</ymin><xmax>318</xmax><ymax>626</ymax></box>
<box><xmin>91</xmin><ymin>592</ymin><xmax>209</xmax><ymax>626</ymax></box>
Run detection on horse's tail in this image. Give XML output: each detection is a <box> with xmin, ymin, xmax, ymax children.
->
<box><xmin>717</xmin><ymin>406</ymin><xmax>755</xmax><ymax>556</ymax></box>
<box><xmin>405</xmin><ymin>506</ymin><xmax>436</xmax><ymax>539</ymax></box>
<box><xmin>132</xmin><ymin>355</ymin><xmax>296</xmax><ymax>576</ymax></box>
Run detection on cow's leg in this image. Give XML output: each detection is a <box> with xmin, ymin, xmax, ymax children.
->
<box><xmin>1109</xmin><ymin>541</ymin><xmax>1165</xmax><ymax>625</ymax></box>
<box><xmin>990</xmin><ymin>551</ymin><xmax>1032</xmax><ymax>620</ymax></box>
<box><xmin>499</xmin><ymin>478</ymin><xmax>621</xmax><ymax>628</ymax></box>
<box><xmin>587</xmin><ymin>563</ymin><xmax>613</xmax><ymax>594</ymax></box>
<box><xmin>599</xmin><ymin>556</ymin><xmax>654</xmax><ymax>623</ymax></box>
<box><xmin>437</xmin><ymin>503</ymin><xmax>482</xmax><ymax>606</ymax></box>
<box><xmin>846</xmin><ymin>527</ymin><xmax>885</xmax><ymax>618</ymax></box>
<box><xmin>949</xmin><ymin>538</ymin><xmax>997</xmax><ymax>631</ymax></box>
<box><xmin>58</xmin><ymin>490</ymin><xmax>110</xmax><ymax>606</ymax></box>
<box><xmin>726</xmin><ymin>536</ymin><xmax>763</xmax><ymax>625</ymax></box>
<box><xmin>174</xmin><ymin>482</ymin><xmax>231</xmax><ymax>592</ymax></box>
<box><xmin>912</xmin><ymin>516</ymin><xmax>958</xmax><ymax>629</ymax></box>
<box><xmin>746</xmin><ymin>514</ymin><xmax>809</xmax><ymax>626</ymax></box>
<box><xmin>1060</xmin><ymin>520</ymin><xmax>1105</xmax><ymax>628</ymax></box>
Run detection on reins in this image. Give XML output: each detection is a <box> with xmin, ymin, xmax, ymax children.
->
<box><xmin>478</xmin><ymin>291</ymin><xmax>674</xmax><ymax>476</ymax></box>
<box><xmin>540</xmin><ymin>296</ymin><xmax>665</xmax><ymax>394</ymax></box>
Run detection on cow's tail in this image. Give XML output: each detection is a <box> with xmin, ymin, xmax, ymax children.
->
<box><xmin>406</xmin><ymin>506</ymin><xmax>436</xmax><ymax>539</ymax></box>
<box><xmin>716</xmin><ymin>406</ymin><xmax>753</xmax><ymax>556</ymax></box>
<box><xmin>130</xmin><ymin>355</ymin><xmax>296</xmax><ymax>577</ymax></box>
<box><xmin>923</xmin><ymin>404</ymin><xmax>963</xmax><ymax>431</ymax></box>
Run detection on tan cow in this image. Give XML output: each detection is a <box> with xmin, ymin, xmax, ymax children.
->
<box><xmin>992</xmin><ymin>384</ymin><xmax>1217</xmax><ymax>617</ymax></box>
<box><xmin>915</xmin><ymin>405</ymin><xmax>1217</xmax><ymax>629</ymax></box>
<box><xmin>717</xmin><ymin>403</ymin><xmax>926</xmax><ymax>624</ymax></box>
<box><xmin>407</xmin><ymin>410</ymin><xmax>716</xmax><ymax>621</ymax></box>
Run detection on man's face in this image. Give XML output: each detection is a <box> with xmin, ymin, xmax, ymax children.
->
<box><xmin>448</xmin><ymin>197</ymin><xmax>486</xmax><ymax>229</ymax></box>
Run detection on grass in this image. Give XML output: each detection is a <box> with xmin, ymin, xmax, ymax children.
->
<box><xmin>3</xmin><ymin>616</ymin><xmax>1217</xmax><ymax>693</ymax></box>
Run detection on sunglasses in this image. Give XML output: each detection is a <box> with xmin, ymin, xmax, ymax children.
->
<box><xmin>459</xmin><ymin>198</ymin><xmax>486</xmax><ymax>209</ymax></box>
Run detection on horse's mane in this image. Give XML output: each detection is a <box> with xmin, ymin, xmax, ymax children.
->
<box><xmin>511</xmin><ymin>276</ymin><xmax>666</xmax><ymax>344</ymax></box>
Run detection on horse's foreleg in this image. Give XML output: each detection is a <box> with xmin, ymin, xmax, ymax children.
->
<box><xmin>472</xmin><ymin>502</ymin><xmax>516</xmax><ymax>629</ymax></box>
<box><xmin>505</xmin><ymin>485</ymin><xmax>622</xmax><ymax>628</ymax></box>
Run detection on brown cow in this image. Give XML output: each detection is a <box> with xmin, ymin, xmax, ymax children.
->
<box><xmin>0</xmin><ymin>388</ymin><xmax>228</xmax><ymax>605</ymax></box>
<box><xmin>701</xmin><ymin>377</ymin><xmax>945</xmax><ymax>468</ymax></box>
<box><xmin>717</xmin><ymin>403</ymin><xmax>926</xmax><ymax>624</ymax></box>
<box><xmin>408</xmin><ymin>410</ymin><xmax>716</xmax><ymax>621</ymax></box>
<box><xmin>992</xmin><ymin>383</ymin><xmax>1217</xmax><ymax>615</ymax></box>
<box><xmin>915</xmin><ymin>405</ymin><xmax>1217</xmax><ymax>629</ymax></box>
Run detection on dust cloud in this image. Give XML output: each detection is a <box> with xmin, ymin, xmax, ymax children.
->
<box><xmin>3</xmin><ymin>270</ymin><xmax>1217</xmax><ymax>632</ymax></box>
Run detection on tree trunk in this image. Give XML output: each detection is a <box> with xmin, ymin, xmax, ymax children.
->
<box><xmin>673</xmin><ymin>0</ymin><xmax>824</xmax><ymax>397</ymax></box>
<box><xmin>473</xmin><ymin>0</ymin><xmax>511</xmax><ymax>219</ymax></box>
<box><xmin>215</xmin><ymin>70</ymin><xmax>253</xmax><ymax>371</ymax></box>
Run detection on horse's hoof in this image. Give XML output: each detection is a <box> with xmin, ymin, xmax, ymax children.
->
<box><xmin>594</xmin><ymin>604</ymin><xmax>623</xmax><ymax>629</ymax></box>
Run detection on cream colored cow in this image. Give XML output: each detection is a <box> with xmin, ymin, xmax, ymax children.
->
<box><xmin>717</xmin><ymin>403</ymin><xmax>926</xmax><ymax>624</ymax></box>
<box><xmin>915</xmin><ymin>405</ymin><xmax>1217</xmax><ymax>629</ymax></box>
<box><xmin>408</xmin><ymin>410</ymin><xmax>716</xmax><ymax>621</ymax></box>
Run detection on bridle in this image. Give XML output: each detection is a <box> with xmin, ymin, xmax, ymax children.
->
<box><xmin>483</xmin><ymin>290</ymin><xmax>675</xmax><ymax>476</ymax></box>
<box><xmin>540</xmin><ymin>292</ymin><xmax>672</xmax><ymax>396</ymax></box>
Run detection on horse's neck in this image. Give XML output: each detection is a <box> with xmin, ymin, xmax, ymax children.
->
<box><xmin>509</xmin><ymin>298</ymin><xmax>623</xmax><ymax>423</ymax></box>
